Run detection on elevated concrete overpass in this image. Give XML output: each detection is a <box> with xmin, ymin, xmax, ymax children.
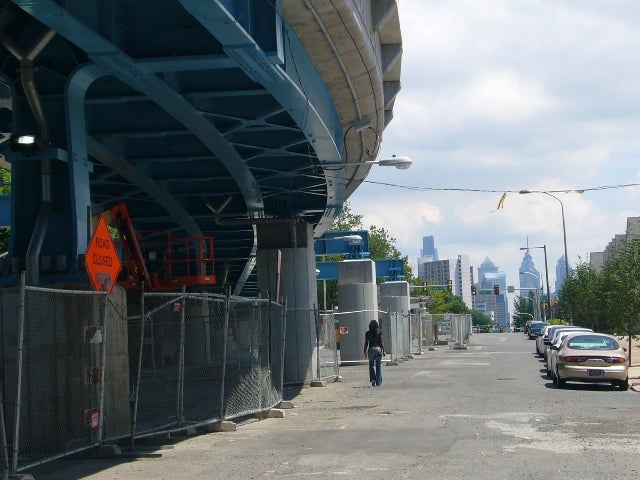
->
<box><xmin>0</xmin><ymin>0</ymin><xmax>402</xmax><ymax>297</ymax></box>
<box><xmin>0</xmin><ymin>0</ymin><xmax>403</xmax><ymax>385</ymax></box>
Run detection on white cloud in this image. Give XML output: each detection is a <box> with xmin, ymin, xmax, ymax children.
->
<box><xmin>347</xmin><ymin>0</ymin><xmax>640</xmax><ymax>296</ymax></box>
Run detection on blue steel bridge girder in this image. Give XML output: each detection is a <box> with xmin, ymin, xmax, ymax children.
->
<box><xmin>3</xmin><ymin>0</ymin><xmax>346</xmax><ymax>294</ymax></box>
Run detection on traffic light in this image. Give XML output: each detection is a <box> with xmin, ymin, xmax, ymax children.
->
<box><xmin>493</xmin><ymin>284</ymin><xmax>500</xmax><ymax>295</ymax></box>
<box><xmin>447</xmin><ymin>279</ymin><xmax>453</xmax><ymax>292</ymax></box>
<box><xmin>471</xmin><ymin>285</ymin><xmax>477</xmax><ymax>296</ymax></box>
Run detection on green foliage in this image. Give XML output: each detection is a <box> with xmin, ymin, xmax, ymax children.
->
<box><xmin>331</xmin><ymin>202</ymin><xmax>363</xmax><ymax>231</ymax></box>
<box><xmin>0</xmin><ymin>167</ymin><xmax>10</xmax><ymax>194</ymax></box>
<box><xmin>0</xmin><ymin>167</ymin><xmax>10</xmax><ymax>252</ymax></box>
<box><xmin>512</xmin><ymin>292</ymin><xmax>536</xmax><ymax>328</ymax></box>
<box><xmin>471</xmin><ymin>309</ymin><xmax>492</xmax><ymax>326</ymax></box>
<box><xmin>557</xmin><ymin>242</ymin><xmax>640</xmax><ymax>363</ymax></box>
<box><xmin>599</xmin><ymin>239</ymin><xmax>640</xmax><ymax>339</ymax></box>
<box><xmin>319</xmin><ymin>202</ymin><xmax>415</xmax><ymax>309</ymax></box>
<box><xmin>557</xmin><ymin>260</ymin><xmax>603</xmax><ymax>331</ymax></box>
<box><xmin>428</xmin><ymin>290</ymin><xmax>469</xmax><ymax>314</ymax></box>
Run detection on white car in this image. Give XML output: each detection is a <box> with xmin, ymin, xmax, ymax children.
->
<box><xmin>544</xmin><ymin>327</ymin><xmax>593</xmax><ymax>367</ymax></box>
<box><xmin>536</xmin><ymin>325</ymin><xmax>558</xmax><ymax>356</ymax></box>
<box><xmin>546</xmin><ymin>328</ymin><xmax>594</xmax><ymax>378</ymax></box>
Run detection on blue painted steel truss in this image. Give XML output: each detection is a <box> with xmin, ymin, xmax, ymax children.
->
<box><xmin>0</xmin><ymin>0</ymin><xmax>346</xmax><ymax>294</ymax></box>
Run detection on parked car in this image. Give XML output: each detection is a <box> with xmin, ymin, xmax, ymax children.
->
<box><xmin>544</xmin><ymin>327</ymin><xmax>593</xmax><ymax>366</ymax></box>
<box><xmin>546</xmin><ymin>329</ymin><xmax>592</xmax><ymax>378</ymax></box>
<box><xmin>552</xmin><ymin>332</ymin><xmax>629</xmax><ymax>390</ymax></box>
<box><xmin>528</xmin><ymin>321</ymin><xmax>548</xmax><ymax>340</ymax></box>
<box><xmin>536</xmin><ymin>325</ymin><xmax>557</xmax><ymax>356</ymax></box>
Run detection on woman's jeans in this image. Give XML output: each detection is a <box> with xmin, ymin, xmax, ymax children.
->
<box><xmin>368</xmin><ymin>347</ymin><xmax>383</xmax><ymax>385</ymax></box>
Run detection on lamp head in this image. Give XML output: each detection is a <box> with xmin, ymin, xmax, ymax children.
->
<box><xmin>377</xmin><ymin>155</ymin><xmax>412</xmax><ymax>169</ymax></box>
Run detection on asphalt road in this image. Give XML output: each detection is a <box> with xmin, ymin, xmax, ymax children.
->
<box><xmin>30</xmin><ymin>332</ymin><xmax>640</xmax><ymax>480</ymax></box>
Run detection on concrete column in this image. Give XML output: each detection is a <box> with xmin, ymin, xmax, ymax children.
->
<box><xmin>379</xmin><ymin>281</ymin><xmax>410</xmax><ymax>358</ymax></box>
<box><xmin>337</xmin><ymin>259</ymin><xmax>378</xmax><ymax>362</ymax></box>
<box><xmin>256</xmin><ymin>222</ymin><xmax>317</xmax><ymax>385</ymax></box>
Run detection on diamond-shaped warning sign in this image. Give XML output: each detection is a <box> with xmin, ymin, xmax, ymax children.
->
<box><xmin>84</xmin><ymin>215</ymin><xmax>122</xmax><ymax>295</ymax></box>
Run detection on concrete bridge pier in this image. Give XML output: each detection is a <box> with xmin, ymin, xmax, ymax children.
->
<box><xmin>337</xmin><ymin>259</ymin><xmax>378</xmax><ymax>363</ymax></box>
<box><xmin>256</xmin><ymin>221</ymin><xmax>318</xmax><ymax>385</ymax></box>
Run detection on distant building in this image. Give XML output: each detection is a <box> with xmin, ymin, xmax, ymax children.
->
<box><xmin>420</xmin><ymin>254</ymin><xmax>473</xmax><ymax>310</ymax></box>
<box><xmin>421</xmin><ymin>236</ymin><xmax>438</xmax><ymax>260</ymax></box>
<box><xmin>423</xmin><ymin>259</ymin><xmax>454</xmax><ymax>287</ymax></box>
<box><xmin>590</xmin><ymin>216</ymin><xmax>640</xmax><ymax>272</ymax></box>
<box><xmin>518</xmin><ymin>248</ymin><xmax>541</xmax><ymax>296</ymax></box>
<box><xmin>455</xmin><ymin>254</ymin><xmax>473</xmax><ymax>310</ymax></box>
<box><xmin>417</xmin><ymin>235</ymin><xmax>438</xmax><ymax>279</ymax></box>
<box><xmin>554</xmin><ymin>255</ymin><xmax>566</xmax><ymax>294</ymax></box>
<box><xmin>590</xmin><ymin>251</ymin><xmax>605</xmax><ymax>272</ymax></box>
<box><xmin>476</xmin><ymin>257</ymin><xmax>509</xmax><ymax>328</ymax></box>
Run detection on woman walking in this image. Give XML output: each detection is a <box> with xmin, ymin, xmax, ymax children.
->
<box><xmin>363</xmin><ymin>319</ymin><xmax>385</xmax><ymax>386</ymax></box>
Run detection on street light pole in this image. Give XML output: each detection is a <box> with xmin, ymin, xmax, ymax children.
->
<box><xmin>519</xmin><ymin>190</ymin><xmax>570</xmax><ymax>280</ymax></box>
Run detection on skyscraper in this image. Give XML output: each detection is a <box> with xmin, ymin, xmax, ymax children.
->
<box><xmin>421</xmin><ymin>236</ymin><xmax>438</xmax><ymax>260</ymax></box>
<box><xmin>417</xmin><ymin>235</ymin><xmax>438</xmax><ymax>279</ymax></box>
<box><xmin>519</xmin><ymin>248</ymin><xmax>541</xmax><ymax>296</ymax></box>
<box><xmin>476</xmin><ymin>257</ymin><xmax>509</xmax><ymax>329</ymax></box>
<box><xmin>555</xmin><ymin>255</ymin><xmax>567</xmax><ymax>293</ymax></box>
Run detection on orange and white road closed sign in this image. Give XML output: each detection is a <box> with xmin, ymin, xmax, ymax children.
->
<box><xmin>84</xmin><ymin>215</ymin><xmax>122</xmax><ymax>295</ymax></box>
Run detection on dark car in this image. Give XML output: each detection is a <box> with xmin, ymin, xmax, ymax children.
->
<box><xmin>528</xmin><ymin>321</ymin><xmax>549</xmax><ymax>340</ymax></box>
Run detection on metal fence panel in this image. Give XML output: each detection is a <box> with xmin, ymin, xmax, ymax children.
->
<box><xmin>15</xmin><ymin>286</ymin><xmax>107</xmax><ymax>471</ymax></box>
<box><xmin>317</xmin><ymin>312</ymin><xmax>339</xmax><ymax>381</ymax></box>
<box><xmin>131</xmin><ymin>293</ymin><xmax>184</xmax><ymax>435</ymax></box>
<box><xmin>6</xmin><ymin>284</ymin><xmax>285</xmax><ymax>473</ymax></box>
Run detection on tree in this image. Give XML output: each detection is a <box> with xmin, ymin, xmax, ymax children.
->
<box><xmin>557</xmin><ymin>260</ymin><xmax>603</xmax><ymax>330</ymax></box>
<box><xmin>330</xmin><ymin>202</ymin><xmax>363</xmax><ymax>231</ymax></box>
<box><xmin>599</xmin><ymin>239</ymin><xmax>640</xmax><ymax>362</ymax></box>
<box><xmin>367</xmin><ymin>224</ymin><xmax>414</xmax><ymax>282</ymax></box>
<box><xmin>318</xmin><ymin>202</ymin><xmax>414</xmax><ymax>309</ymax></box>
<box><xmin>471</xmin><ymin>309</ymin><xmax>492</xmax><ymax>326</ymax></box>
<box><xmin>428</xmin><ymin>290</ymin><xmax>468</xmax><ymax>314</ymax></box>
<box><xmin>512</xmin><ymin>291</ymin><xmax>536</xmax><ymax>329</ymax></box>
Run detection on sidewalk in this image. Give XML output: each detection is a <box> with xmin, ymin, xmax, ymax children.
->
<box><xmin>622</xmin><ymin>335</ymin><xmax>640</xmax><ymax>391</ymax></box>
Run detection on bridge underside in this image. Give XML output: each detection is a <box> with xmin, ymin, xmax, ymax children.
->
<box><xmin>0</xmin><ymin>0</ymin><xmax>401</xmax><ymax>296</ymax></box>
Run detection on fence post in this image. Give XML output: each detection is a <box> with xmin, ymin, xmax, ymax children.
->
<box><xmin>280</xmin><ymin>298</ymin><xmax>287</xmax><ymax>394</ymax></box>
<box><xmin>393</xmin><ymin>310</ymin><xmax>397</xmax><ymax>361</ymax></box>
<box><xmin>11</xmin><ymin>272</ymin><xmax>26</xmax><ymax>473</ymax></box>
<box><xmin>130</xmin><ymin>283</ymin><xmax>145</xmax><ymax>450</ymax></box>
<box><xmin>315</xmin><ymin>305</ymin><xmax>320</xmax><ymax>381</ymax></box>
<box><xmin>418</xmin><ymin>312</ymin><xmax>423</xmax><ymax>352</ymax></box>
<box><xmin>219</xmin><ymin>287</ymin><xmax>231</xmax><ymax>420</ymax></box>
<box><xmin>177</xmin><ymin>286</ymin><xmax>187</xmax><ymax>424</ymax></box>
<box><xmin>98</xmin><ymin>293</ymin><xmax>108</xmax><ymax>443</ymax></box>
<box><xmin>0</xmin><ymin>379</ymin><xmax>8</xmax><ymax>475</ymax></box>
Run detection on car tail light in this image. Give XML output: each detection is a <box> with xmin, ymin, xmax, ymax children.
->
<box><xmin>559</xmin><ymin>355</ymin><xmax>587</xmax><ymax>363</ymax></box>
<box><xmin>604</xmin><ymin>357</ymin><xmax>626</xmax><ymax>364</ymax></box>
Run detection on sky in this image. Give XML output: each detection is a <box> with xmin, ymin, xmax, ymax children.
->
<box><xmin>348</xmin><ymin>0</ymin><xmax>640</xmax><ymax>295</ymax></box>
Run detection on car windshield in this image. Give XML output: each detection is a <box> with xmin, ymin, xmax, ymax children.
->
<box><xmin>551</xmin><ymin>328</ymin><xmax>591</xmax><ymax>343</ymax></box>
<box><xmin>566</xmin><ymin>335</ymin><xmax>619</xmax><ymax>350</ymax></box>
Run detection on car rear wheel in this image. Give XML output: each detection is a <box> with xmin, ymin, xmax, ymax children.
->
<box><xmin>618</xmin><ymin>378</ymin><xmax>629</xmax><ymax>391</ymax></box>
<box><xmin>555</xmin><ymin>369</ymin><xmax>566</xmax><ymax>387</ymax></box>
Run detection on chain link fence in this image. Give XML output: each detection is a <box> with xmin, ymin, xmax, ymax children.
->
<box><xmin>316</xmin><ymin>311</ymin><xmax>339</xmax><ymax>382</ymax></box>
<box><xmin>1</xmin><ymin>278</ymin><xmax>285</xmax><ymax>474</ymax></box>
<box><xmin>408</xmin><ymin>313</ymin><xmax>472</xmax><ymax>353</ymax></box>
